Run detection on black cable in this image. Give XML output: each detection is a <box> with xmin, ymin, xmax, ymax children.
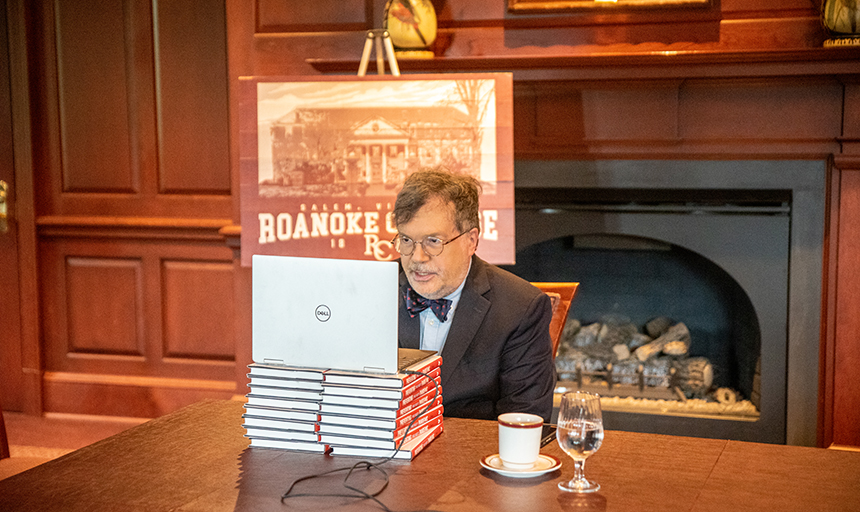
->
<box><xmin>280</xmin><ymin>369</ymin><xmax>442</xmax><ymax>512</ymax></box>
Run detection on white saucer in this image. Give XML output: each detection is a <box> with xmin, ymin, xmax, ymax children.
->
<box><xmin>480</xmin><ymin>453</ymin><xmax>562</xmax><ymax>478</ymax></box>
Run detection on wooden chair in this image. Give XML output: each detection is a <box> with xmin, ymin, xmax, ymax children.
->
<box><xmin>531</xmin><ymin>282</ymin><xmax>579</xmax><ymax>359</ymax></box>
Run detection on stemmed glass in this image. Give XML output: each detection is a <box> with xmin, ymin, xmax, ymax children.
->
<box><xmin>556</xmin><ymin>391</ymin><xmax>604</xmax><ymax>493</ymax></box>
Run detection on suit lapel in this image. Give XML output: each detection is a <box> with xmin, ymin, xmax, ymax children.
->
<box><xmin>398</xmin><ymin>269</ymin><xmax>421</xmax><ymax>349</ymax></box>
<box><xmin>439</xmin><ymin>256</ymin><xmax>490</xmax><ymax>387</ymax></box>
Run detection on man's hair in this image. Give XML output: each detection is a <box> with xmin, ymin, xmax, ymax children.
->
<box><xmin>393</xmin><ymin>167</ymin><xmax>482</xmax><ymax>233</ymax></box>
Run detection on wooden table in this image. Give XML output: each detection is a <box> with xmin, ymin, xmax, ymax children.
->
<box><xmin>1</xmin><ymin>399</ymin><xmax>858</xmax><ymax>511</ymax></box>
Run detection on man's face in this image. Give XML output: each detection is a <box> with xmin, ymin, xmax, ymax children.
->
<box><xmin>398</xmin><ymin>198</ymin><xmax>479</xmax><ymax>300</ymax></box>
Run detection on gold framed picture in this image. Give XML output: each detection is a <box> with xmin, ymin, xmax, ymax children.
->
<box><xmin>508</xmin><ymin>0</ymin><xmax>712</xmax><ymax>13</ymax></box>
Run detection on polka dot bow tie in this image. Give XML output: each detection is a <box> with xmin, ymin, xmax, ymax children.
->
<box><xmin>404</xmin><ymin>286</ymin><xmax>452</xmax><ymax>323</ymax></box>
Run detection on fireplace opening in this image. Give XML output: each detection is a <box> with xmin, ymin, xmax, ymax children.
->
<box><xmin>505</xmin><ymin>160</ymin><xmax>827</xmax><ymax>445</ymax></box>
<box><xmin>509</xmin><ymin>233</ymin><xmax>762</xmax><ymax>421</ymax></box>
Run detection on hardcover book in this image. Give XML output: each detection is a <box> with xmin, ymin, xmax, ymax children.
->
<box><xmin>247</xmin><ymin>363</ymin><xmax>325</xmax><ymax>381</ymax></box>
<box><xmin>247</xmin><ymin>436</ymin><xmax>328</xmax><ymax>453</ymax></box>
<box><xmin>321</xmin><ymin>367</ymin><xmax>440</xmax><ymax>399</ymax></box>
<box><xmin>243</xmin><ymin>426</ymin><xmax>319</xmax><ymax>443</ymax></box>
<box><xmin>242</xmin><ymin>414</ymin><xmax>319</xmax><ymax>432</ymax></box>
<box><xmin>319</xmin><ymin>386</ymin><xmax>439</xmax><ymax>419</ymax></box>
<box><xmin>318</xmin><ymin>398</ymin><xmax>443</xmax><ymax>430</ymax></box>
<box><xmin>319</xmin><ymin>414</ymin><xmax>443</xmax><ymax>448</ymax></box>
<box><xmin>317</xmin><ymin>404</ymin><xmax>442</xmax><ymax>440</ymax></box>
<box><xmin>329</xmin><ymin>422</ymin><xmax>443</xmax><ymax>460</ymax></box>
<box><xmin>247</xmin><ymin>376</ymin><xmax>324</xmax><ymax>391</ymax></box>
<box><xmin>246</xmin><ymin>385</ymin><xmax>322</xmax><ymax>401</ymax></box>
<box><xmin>242</xmin><ymin>405</ymin><xmax>319</xmax><ymax>423</ymax></box>
<box><xmin>245</xmin><ymin>395</ymin><xmax>321</xmax><ymax>411</ymax></box>
<box><xmin>322</xmin><ymin>354</ymin><xmax>442</xmax><ymax>388</ymax></box>
<box><xmin>319</xmin><ymin>379</ymin><xmax>439</xmax><ymax>409</ymax></box>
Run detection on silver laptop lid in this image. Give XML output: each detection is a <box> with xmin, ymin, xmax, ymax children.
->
<box><xmin>252</xmin><ymin>254</ymin><xmax>399</xmax><ymax>374</ymax></box>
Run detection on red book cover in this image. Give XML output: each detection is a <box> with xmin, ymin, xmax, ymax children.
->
<box><xmin>319</xmin><ymin>376</ymin><xmax>440</xmax><ymax>409</ymax></box>
<box><xmin>321</xmin><ymin>367</ymin><xmax>441</xmax><ymax>399</ymax></box>
<box><xmin>318</xmin><ymin>400</ymin><xmax>443</xmax><ymax>430</ymax></box>
<box><xmin>319</xmin><ymin>385</ymin><xmax>441</xmax><ymax>419</ymax></box>
<box><xmin>329</xmin><ymin>421</ymin><xmax>444</xmax><ymax>460</ymax></box>
<box><xmin>317</xmin><ymin>404</ymin><xmax>443</xmax><ymax>440</ymax></box>
<box><xmin>320</xmin><ymin>415</ymin><xmax>443</xmax><ymax>450</ymax></box>
<box><xmin>322</xmin><ymin>355</ymin><xmax>442</xmax><ymax>388</ymax></box>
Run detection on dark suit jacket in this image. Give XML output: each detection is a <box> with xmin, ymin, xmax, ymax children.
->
<box><xmin>398</xmin><ymin>256</ymin><xmax>556</xmax><ymax>422</ymax></box>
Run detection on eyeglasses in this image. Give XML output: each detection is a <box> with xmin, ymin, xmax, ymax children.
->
<box><xmin>390</xmin><ymin>231</ymin><xmax>467</xmax><ymax>257</ymax></box>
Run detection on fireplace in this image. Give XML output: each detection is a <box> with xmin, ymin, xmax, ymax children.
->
<box><xmin>504</xmin><ymin>160</ymin><xmax>826</xmax><ymax>444</ymax></box>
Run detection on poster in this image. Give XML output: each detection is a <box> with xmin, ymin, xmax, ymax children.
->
<box><xmin>239</xmin><ymin>74</ymin><xmax>514</xmax><ymax>266</ymax></box>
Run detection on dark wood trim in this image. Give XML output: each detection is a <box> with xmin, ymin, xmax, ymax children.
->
<box><xmin>307</xmin><ymin>47</ymin><xmax>860</xmax><ymax>78</ymax></box>
<box><xmin>827</xmin><ymin>156</ymin><xmax>860</xmax><ymax>448</ymax></box>
<box><xmin>820</xmin><ymin>158</ymin><xmax>839</xmax><ymax>448</ymax></box>
<box><xmin>226</xmin><ymin>0</ymin><xmax>256</xmax><ymax>395</ymax></box>
<box><xmin>8</xmin><ymin>0</ymin><xmax>42</xmax><ymax>415</ymax></box>
<box><xmin>36</xmin><ymin>216</ymin><xmax>234</xmax><ymax>242</ymax></box>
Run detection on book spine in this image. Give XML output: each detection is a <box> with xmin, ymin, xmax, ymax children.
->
<box><xmin>401</xmin><ymin>367</ymin><xmax>441</xmax><ymax>394</ymax></box>
<box><xmin>322</xmin><ymin>356</ymin><xmax>442</xmax><ymax>388</ymax></box>
<box><xmin>320</xmin><ymin>378</ymin><xmax>439</xmax><ymax>409</ymax></box>
<box><xmin>398</xmin><ymin>380</ymin><xmax>440</xmax><ymax>407</ymax></box>
<box><xmin>392</xmin><ymin>416</ymin><xmax>443</xmax><ymax>447</ymax></box>
<box><xmin>319</xmin><ymin>389</ymin><xmax>441</xmax><ymax>419</ymax></box>
<box><xmin>401</xmin><ymin>422</ymin><xmax>443</xmax><ymax>459</ymax></box>
<box><xmin>392</xmin><ymin>408</ymin><xmax>441</xmax><ymax>439</ymax></box>
<box><xmin>395</xmin><ymin>402</ymin><xmax>443</xmax><ymax>429</ymax></box>
<box><xmin>331</xmin><ymin>422</ymin><xmax>443</xmax><ymax>460</ymax></box>
<box><xmin>398</xmin><ymin>392</ymin><xmax>442</xmax><ymax>419</ymax></box>
<box><xmin>403</xmin><ymin>356</ymin><xmax>443</xmax><ymax>383</ymax></box>
<box><xmin>322</xmin><ymin>417</ymin><xmax>441</xmax><ymax>449</ymax></box>
<box><xmin>320</xmin><ymin>408</ymin><xmax>442</xmax><ymax>440</ymax></box>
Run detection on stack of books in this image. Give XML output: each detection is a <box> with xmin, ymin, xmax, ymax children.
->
<box><xmin>319</xmin><ymin>354</ymin><xmax>444</xmax><ymax>460</ymax></box>
<box><xmin>242</xmin><ymin>352</ymin><xmax>444</xmax><ymax>460</ymax></box>
<box><xmin>242</xmin><ymin>364</ymin><xmax>326</xmax><ymax>452</ymax></box>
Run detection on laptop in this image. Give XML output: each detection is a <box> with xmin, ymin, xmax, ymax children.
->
<box><xmin>252</xmin><ymin>254</ymin><xmax>431</xmax><ymax>374</ymax></box>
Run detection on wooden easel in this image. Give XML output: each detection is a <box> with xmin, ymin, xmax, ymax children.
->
<box><xmin>358</xmin><ymin>29</ymin><xmax>400</xmax><ymax>77</ymax></box>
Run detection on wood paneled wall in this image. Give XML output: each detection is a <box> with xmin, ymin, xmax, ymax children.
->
<box><xmin>5</xmin><ymin>0</ymin><xmax>859</xmax><ymax>447</ymax></box>
<box><xmin>9</xmin><ymin>0</ymin><xmax>239</xmax><ymax>418</ymax></box>
<box><xmin>223</xmin><ymin>0</ymin><xmax>859</xmax><ymax>448</ymax></box>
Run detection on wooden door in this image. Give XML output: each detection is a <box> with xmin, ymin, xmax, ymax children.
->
<box><xmin>21</xmin><ymin>0</ymin><xmax>240</xmax><ymax>418</ymax></box>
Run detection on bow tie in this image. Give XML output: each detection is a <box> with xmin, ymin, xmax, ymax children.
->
<box><xmin>404</xmin><ymin>286</ymin><xmax>452</xmax><ymax>322</ymax></box>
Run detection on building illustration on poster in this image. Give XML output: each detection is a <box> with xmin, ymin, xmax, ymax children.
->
<box><xmin>240</xmin><ymin>75</ymin><xmax>515</xmax><ymax>266</ymax></box>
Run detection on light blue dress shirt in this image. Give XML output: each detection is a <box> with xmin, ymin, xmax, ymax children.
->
<box><xmin>418</xmin><ymin>262</ymin><xmax>471</xmax><ymax>354</ymax></box>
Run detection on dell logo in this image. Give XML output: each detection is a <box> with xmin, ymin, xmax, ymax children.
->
<box><xmin>315</xmin><ymin>305</ymin><xmax>331</xmax><ymax>322</ymax></box>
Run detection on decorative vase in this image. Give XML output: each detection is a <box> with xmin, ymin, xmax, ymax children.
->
<box><xmin>821</xmin><ymin>0</ymin><xmax>860</xmax><ymax>47</ymax></box>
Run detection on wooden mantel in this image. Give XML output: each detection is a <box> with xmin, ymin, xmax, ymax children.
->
<box><xmin>307</xmin><ymin>47</ymin><xmax>860</xmax><ymax>78</ymax></box>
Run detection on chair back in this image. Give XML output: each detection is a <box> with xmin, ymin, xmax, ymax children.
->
<box><xmin>531</xmin><ymin>282</ymin><xmax>579</xmax><ymax>359</ymax></box>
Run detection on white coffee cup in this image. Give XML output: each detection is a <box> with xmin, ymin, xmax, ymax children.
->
<box><xmin>497</xmin><ymin>412</ymin><xmax>544</xmax><ymax>469</ymax></box>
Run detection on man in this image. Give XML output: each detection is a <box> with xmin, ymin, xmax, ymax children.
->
<box><xmin>392</xmin><ymin>168</ymin><xmax>556</xmax><ymax>422</ymax></box>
